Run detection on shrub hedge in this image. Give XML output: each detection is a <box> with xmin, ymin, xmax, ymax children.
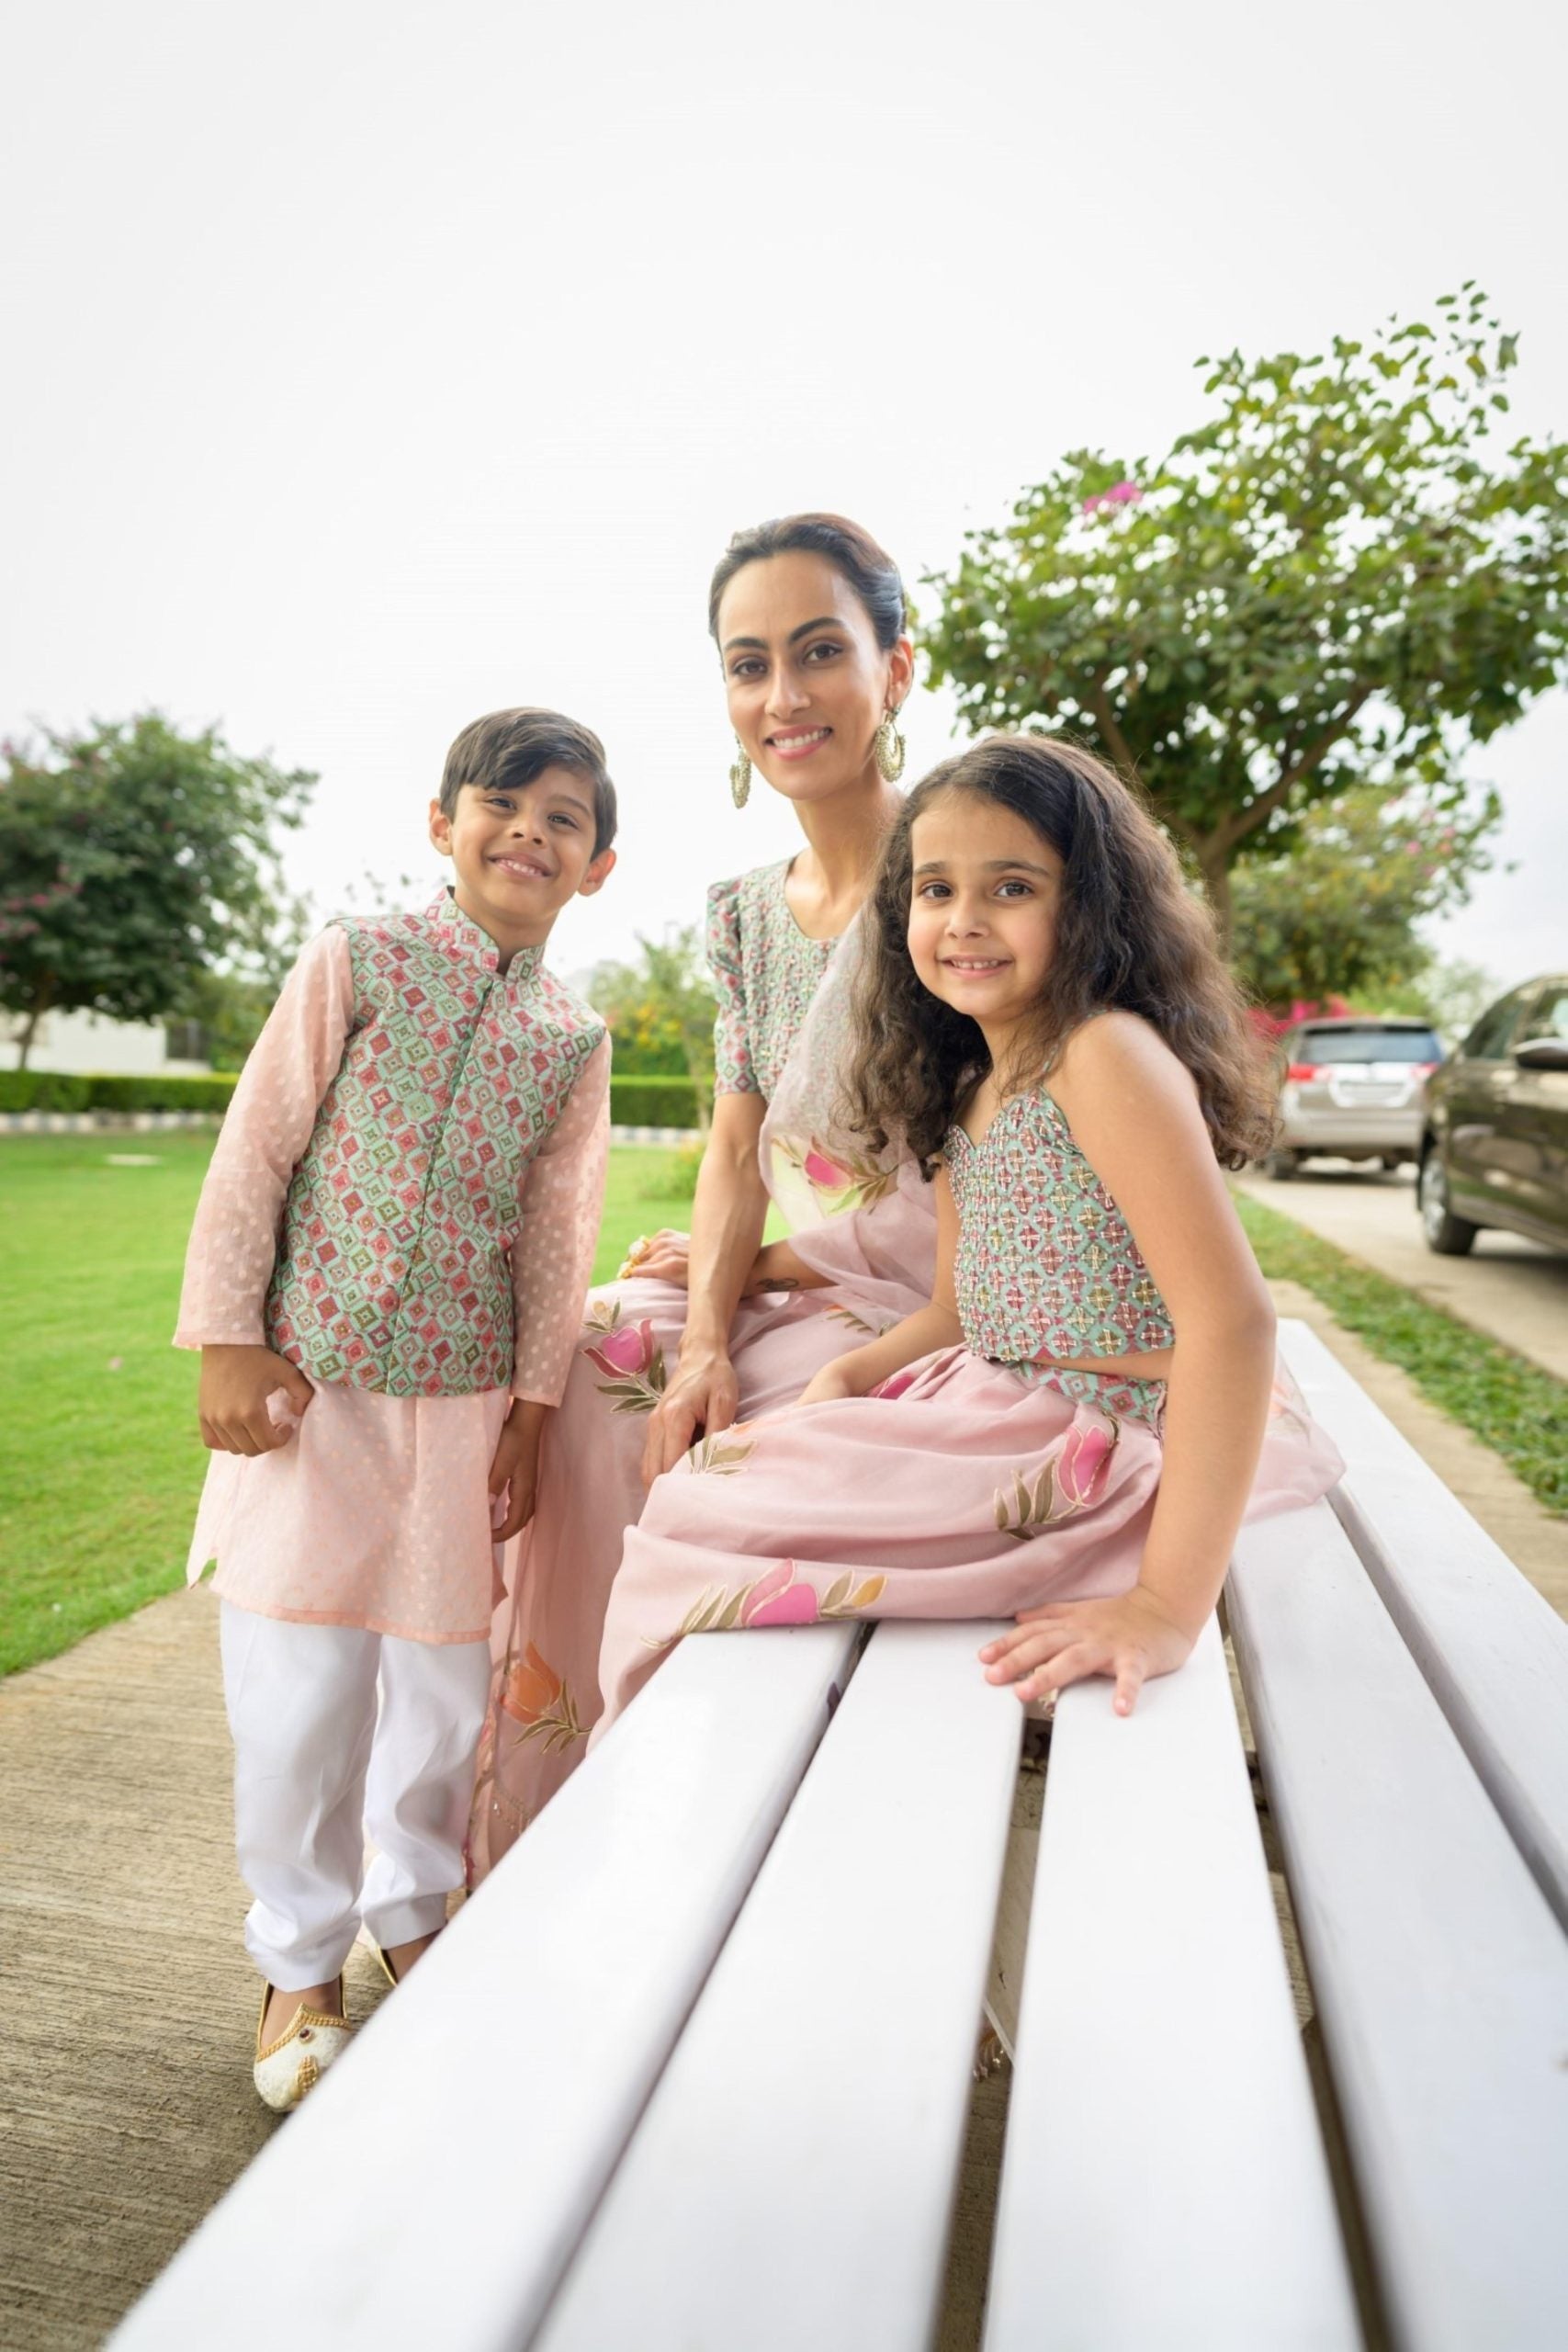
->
<box><xmin>608</xmin><ymin>1075</ymin><xmax>702</xmax><ymax>1129</ymax></box>
<box><xmin>3</xmin><ymin>1067</ymin><xmax>702</xmax><ymax>1125</ymax></box>
<box><xmin>0</xmin><ymin>1069</ymin><xmax>239</xmax><ymax>1114</ymax></box>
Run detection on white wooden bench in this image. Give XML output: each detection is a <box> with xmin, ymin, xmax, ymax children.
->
<box><xmin>113</xmin><ymin>1320</ymin><xmax>1568</xmax><ymax>2351</ymax></box>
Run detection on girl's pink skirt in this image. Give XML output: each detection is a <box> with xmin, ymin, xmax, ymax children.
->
<box><xmin>593</xmin><ymin>1349</ymin><xmax>1342</xmax><ymax>1732</ymax></box>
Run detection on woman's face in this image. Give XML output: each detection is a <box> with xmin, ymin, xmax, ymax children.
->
<box><xmin>716</xmin><ymin>550</ymin><xmax>912</xmax><ymax>808</ymax></box>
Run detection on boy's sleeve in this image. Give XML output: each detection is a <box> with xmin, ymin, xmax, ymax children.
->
<box><xmin>511</xmin><ymin>1032</ymin><xmax>613</xmax><ymax>1405</ymax></box>
<box><xmin>707</xmin><ymin>877</ymin><xmax>758</xmax><ymax>1095</ymax></box>
<box><xmin>174</xmin><ymin>928</ymin><xmax>355</xmax><ymax>1349</ymax></box>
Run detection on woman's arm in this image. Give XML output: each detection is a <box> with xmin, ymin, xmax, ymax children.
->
<box><xmin>640</xmin><ymin>1090</ymin><xmax>772</xmax><ymax>1479</ymax></box>
<box><xmin>982</xmin><ymin>1015</ymin><xmax>1275</xmax><ymax>1713</ymax></box>
<box><xmin>795</xmin><ymin>1168</ymin><xmax>961</xmax><ymax>1401</ymax></box>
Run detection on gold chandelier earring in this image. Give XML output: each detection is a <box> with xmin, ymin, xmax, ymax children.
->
<box><xmin>728</xmin><ymin>736</ymin><xmax>751</xmax><ymax>808</ymax></box>
<box><xmin>874</xmin><ymin>705</ymin><xmax>907</xmax><ymax>784</ymax></box>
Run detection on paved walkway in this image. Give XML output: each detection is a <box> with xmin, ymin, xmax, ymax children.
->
<box><xmin>2</xmin><ymin>1287</ymin><xmax>1562</xmax><ymax>2346</ymax></box>
<box><xmin>1239</xmin><ymin>1163</ymin><xmax>1568</xmax><ymax>1382</ymax></box>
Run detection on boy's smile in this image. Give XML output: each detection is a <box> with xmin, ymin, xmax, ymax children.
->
<box><xmin>429</xmin><ymin>764</ymin><xmax>615</xmax><ymax>963</ymax></box>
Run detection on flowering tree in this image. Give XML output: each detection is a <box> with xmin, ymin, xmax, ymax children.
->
<box><xmin>921</xmin><ymin>288</ymin><xmax>1568</xmax><ymax>945</ymax></box>
<box><xmin>0</xmin><ymin>715</ymin><xmax>313</xmax><ymax>1067</ymax></box>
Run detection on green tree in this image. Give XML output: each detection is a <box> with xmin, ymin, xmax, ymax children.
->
<box><xmin>0</xmin><ymin>714</ymin><xmax>314</xmax><ymax>1067</ymax></box>
<box><xmin>922</xmin><ymin>288</ymin><xmax>1568</xmax><ymax>944</ymax></box>
<box><xmin>1229</xmin><ymin>782</ymin><xmax>1495</xmax><ymax>1013</ymax></box>
<box><xmin>589</xmin><ymin>925</ymin><xmax>717</xmax><ymax>1121</ymax></box>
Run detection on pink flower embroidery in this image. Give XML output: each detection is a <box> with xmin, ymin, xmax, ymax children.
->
<box><xmin>585</xmin><ymin>1318</ymin><xmax>657</xmax><ymax>1380</ymax></box>
<box><xmin>802</xmin><ymin>1147</ymin><xmax>854</xmax><ymax>1191</ymax></box>
<box><xmin>871</xmin><ymin>1367</ymin><xmax>919</xmax><ymax>1401</ymax></box>
<box><xmin>741</xmin><ymin>1561</ymin><xmax>821</xmax><ymax>1628</ymax></box>
<box><xmin>1057</xmin><ymin>1419</ymin><xmax>1116</xmax><ymax>1507</ymax></box>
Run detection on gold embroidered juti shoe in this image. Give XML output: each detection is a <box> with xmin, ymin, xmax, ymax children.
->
<box><xmin>253</xmin><ymin>1979</ymin><xmax>353</xmax><ymax>2112</ymax></box>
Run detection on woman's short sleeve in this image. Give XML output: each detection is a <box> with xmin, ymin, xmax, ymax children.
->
<box><xmin>706</xmin><ymin>877</ymin><xmax>758</xmax><ymax>1096</ymax></box>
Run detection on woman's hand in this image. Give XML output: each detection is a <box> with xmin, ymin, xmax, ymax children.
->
<box><xmin>617</xmin><ymin>1228</ymin><xmax>691</xmax><ymax>1285</ymax></box>
<box><xmin>490</xmin><ymin>1401</ymin><xmax>546</xmax><ymax>1542</ymax></box>
<box><xmin>978</xmin><ymin>1585</ymin><xmax>1198</xmax><ymax>1717</ymax></box>
<box><xmin>641</xmin><ymin>1344</ymin><xmax>740</xmax><ymax>1485</ymax></box>
<box><xmin>198</xmin><ymin>1345</ymin><xmax>314</xmax><ymax>1455</ymax></box>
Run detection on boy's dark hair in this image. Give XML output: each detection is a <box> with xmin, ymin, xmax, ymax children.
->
<box><xmin>707</xmin><ymin>514</ymin><xmax>907</xmax><ymax>651</ymax></box>
<box><xmin>840</xmin><ymin>733</ymin><xmax>1278</xmax><ymax>1174</ymax></box>
<box><xmin>440</xmin><ymin>708</ymin><xmax>617</xmax><ymax>855</ymax></box>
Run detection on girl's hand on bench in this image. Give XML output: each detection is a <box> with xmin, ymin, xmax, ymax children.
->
<box><xmin>197</xmin><ymin>1345</ymin><xmax>315</xmax><ymax>1456</ymax></box>
<box><xmin>979</xmin><ymin>1587</ymin><xmax>1196</xmax><ymax>1717</ymax></box>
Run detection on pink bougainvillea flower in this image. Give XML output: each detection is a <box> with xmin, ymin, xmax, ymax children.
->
<box><xmin>1057</xmin><ymin>1419</ymin><xmax>1116</xmax><ymax>1508</ymax></box>
<box><xmin>585</xmin><ymin>1317</ymin><xmax>656</xmax><ymax>1380</ymax></box>
<box><xmin>742</xmin><ymin>1561</ymin><xmax>821</xmax><ymax>1628</ymax></box>
<box><xmin>802</xmin><ymin>1147</ymin><xmax>854</xmax><ymax>1191</ymax></box>
<box><xmin>1082</xmin><ymin>479</ymin><xmax>1144</xmax><ymax>514</ymax></box>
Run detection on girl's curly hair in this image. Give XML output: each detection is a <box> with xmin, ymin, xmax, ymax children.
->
<box><xmin>840</xmin><ymin>734</ymin><xmax>1277</xmax><ymax>1173</ymax></box>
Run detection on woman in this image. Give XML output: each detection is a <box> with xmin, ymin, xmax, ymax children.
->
<box><xmin>468</xmin><ymin>514</ymin><xmax>938</xmax><ymax>1871</ymax></box>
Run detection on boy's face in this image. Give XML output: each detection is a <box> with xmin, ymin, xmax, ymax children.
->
<box><xmin>429</xmin><ymin>765</ymin><xmax>615</xmax><ymax>956</ymax></box>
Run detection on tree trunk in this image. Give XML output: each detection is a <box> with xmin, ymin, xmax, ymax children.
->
<box><xmin>1195</xmin><ymin>842</ymin><xmax>1235</xmax><ymax>956</ymax></box>
<box><xmin>15</xmin><ymin>993</ymin><xmax>49</xmax><ymax>1072</ymax></box>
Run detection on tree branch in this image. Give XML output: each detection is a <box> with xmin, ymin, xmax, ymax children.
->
<box><xmin>1211</xmin><ymin>684</ymin><xmax>1376</xmax><ymax>858</ymax></box>
<box><xmin>1086</xmin><ymin>668</ymin><xmax>1141</xmax><ymax>782</ymax></box>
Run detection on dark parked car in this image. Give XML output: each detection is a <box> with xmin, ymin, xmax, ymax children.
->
<box><xmin>1263</xmin><ymin>1016</ymin><xmax>1444</xmax><ymax>1180</ymax></box>
<box><xmin>1418</xmin><ymin>975</ymin><xmax>1568</xmax><ymax>1255</ymax></box>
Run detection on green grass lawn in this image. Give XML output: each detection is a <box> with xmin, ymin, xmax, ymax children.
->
<box><xmin>0</xmin><ymin>1134</ymin><xmax>699</xmax><ymax>1677</ymax></box>
<box><xmin>1235</xmin><ymin>1190</ymin><xmax>1567</xmax><ymax>1518</ymax></box>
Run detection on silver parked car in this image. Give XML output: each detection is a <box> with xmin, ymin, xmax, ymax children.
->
<box><xmin>1262</xmin><ymin>1016</ymin><xmax>1444</xmax><ymax>1180</ymax></box>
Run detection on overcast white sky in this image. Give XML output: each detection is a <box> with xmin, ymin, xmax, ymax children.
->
<box><xmin>3</xmin><ymin>0</ymin><xmax>1563</xmax><ymax>996</ymax></box>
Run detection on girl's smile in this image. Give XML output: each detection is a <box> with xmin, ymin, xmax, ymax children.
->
<box><xmin>908</xmin><ymin>791</ymin><xmax>1065</xmax><ymax>1057</ymax></box>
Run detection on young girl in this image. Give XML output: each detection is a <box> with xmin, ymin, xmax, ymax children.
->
<box><xmin>592</xmin><ymin>736</ymin><xmax>1342</xmax><ymax>1730</ymax></box>
<box><xmin>176</xmin><ymin>707</ymin><xmax>615</xmax><ymax>2109</ymax></box>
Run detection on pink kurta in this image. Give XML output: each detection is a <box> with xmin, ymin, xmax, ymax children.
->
<box><xmin>175</xmin><ymin>924</ymin><xmax>611</xmax><ymax>1644</ymax></box>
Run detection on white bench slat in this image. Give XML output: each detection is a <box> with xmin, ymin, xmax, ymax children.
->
<box><xmin>1228</xmin><ymin>1497</ymin><xmax>1568</xmax><ymax>2352</ymax></box>
<box><xmin>111</xmin><ymin>1623</ymin><xmax>862</xmax><ymax>2352</ymax></box>
<box><xmin>536</xmin><ymin>1620</ymin><xmax>1021</xmax><ymax>2352</ymax></box>
<box><xmin>984</xmin><ymin>1616</ymin><xmax>1359</xmax><ymax>2352</ymax></box>
<box><xmin>1279</xmin><ymin>1316</ymin><xmax>1568</xmax><ymax>1928</ymax></box>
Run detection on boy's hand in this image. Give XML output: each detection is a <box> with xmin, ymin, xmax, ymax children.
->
<box><xmin>490</xmin><ymin>1402</ymin><xmax>546</xmax><ymax>1542</ymax></box>
<box><xmin>198</xmin><ymin>1346</ymin><xmax>314</xmax><ymax>1455</ymax></box>
<box><xmin>978</xmin><ymin>1586</ymin><xmax>1198</xmax><ymax>1717</ymax></box>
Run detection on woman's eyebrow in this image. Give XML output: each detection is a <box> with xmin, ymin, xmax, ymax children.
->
<box><xmin>720</xmin><ymin>616</ymin><xmax>842</xmax><ymax>654</ymax></box>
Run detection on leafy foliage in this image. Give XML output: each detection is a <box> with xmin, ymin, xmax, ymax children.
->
<box><xmin>1230</xmin><ymin>782</ymin><xmax>1496</xmax><ymax>1012</ymax></box>
<box><xmin>589</xmin><ymin>924</ymin><xmax>717</xmax><ymax>1116</ymax></box>
<box><xmin>922</xmin><ymin>288</ymin><xmax>1568</xmax><ymax>943</ymax></box>
<box><xmin>0</xmin><ymin>714</ymin><xmax>314</xmax><ymax>1066</ymax></box>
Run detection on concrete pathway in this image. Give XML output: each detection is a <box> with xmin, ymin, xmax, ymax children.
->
<box><xmin>2</xmin><ymin>1286</ymin><xmax>1562</xmax><ymax>2347</ymax></box>
<box><xmin>1238</xmin><ymin>1162</ymin><xmax>1568</xmax><ymax>1382</ymax></box>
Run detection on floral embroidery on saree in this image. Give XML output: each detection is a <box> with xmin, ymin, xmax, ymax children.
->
<box><xmin>647</xmin><ymin>1559</ymin><xmax>887</xmax><ymax>1648</ymax></box>
<box><xmin>582</xmin><ymin>1298</ymin><xmax>669</xmax><ymax>1413</ymax></box>
<box><xmin>499</xmin><ymin>1642</ymin><xmax>585</xmax><ymax>1755</ymax></box>
<box><xmin>994</xmin><ymin>1418</ymin><xmax>1120</xmax><ymax>1541</ymax></box>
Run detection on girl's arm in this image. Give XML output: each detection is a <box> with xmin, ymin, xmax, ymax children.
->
<box><xmin>640</xmin><ymin>1090</ymin><xmax>771</xmax><ymax>1479</ymax></box>
<box><xmin>175</xmin><ymin>929</ymin><xmax>355</xmax><ymax>1453</ymax></box>
<box><xmin>795</xmin><ymin>1167</ymin><xmax>962</xmax><ymax>1402</ymax></box>
<box><xmin>982</xmin><ymin>1014</ymin><xmax>1276</xmax><ymax>1714</ymax></box>
<box><xmin>497</xmin><ymin>1033</ymin><xmax>612</xmax><ymax>1537</ymax></box>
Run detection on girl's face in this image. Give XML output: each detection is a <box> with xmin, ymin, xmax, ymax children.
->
<box><xmin>716</xmin><ymin>550</ymin><xmax>912</xmax><ymax>808</ymax></box>
<box><xmin>907</xmin><ymin>790</ymin><xmax>1066</xmax><ymax>1031</ymax></box>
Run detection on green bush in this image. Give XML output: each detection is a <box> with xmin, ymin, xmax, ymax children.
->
<box><xmin>609</xmin><ymin>1074</ymin><xmax>701</xmax><ymax>1129</ymax></box>
<box><xmin>0</xmin><ymin>1069</ymin><xmax>92</xmax><ymax>1113</ymax></box>
<box><xmin>85</xmin><ymin>1072</ymin><xmax>239</xmax><ymax>1113</ymax></box>
<box><xmin>0</xmin><ymin>1069</ymin><xmax>238</xmax><ymax>1114</ymax></box>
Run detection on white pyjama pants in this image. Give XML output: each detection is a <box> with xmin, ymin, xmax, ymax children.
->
<box><xmin>220</xmin><ymin>1603</ymin><xmax>491</xmax><ymax>1990</ymax></box>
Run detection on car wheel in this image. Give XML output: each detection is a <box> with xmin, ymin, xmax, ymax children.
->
<box><xmin>1262</xmin><ymin>1148</ymin><xmax>1301</xmax><ymax>1181</ymax></box>
<box><xmin>1419</xmin><ymin>1152</ymin><xmax>1478</xmax><ymax>1256</ymax></box>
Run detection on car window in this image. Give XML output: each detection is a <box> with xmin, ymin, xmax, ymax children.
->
<box><xmin>1518</xmin><ymin>986</ymin><xmax>1568</xmax><ymax>1045</ymax></box>
<box><xmin>1294</xmin><ymin>1028</ymin><xmax>1443</xmax><ymax>1064</ymax></box>
<box><xmin>1461</xmin><ymin>993</ymin><xmax>1527</xmax><ymax>1059</ymax></box>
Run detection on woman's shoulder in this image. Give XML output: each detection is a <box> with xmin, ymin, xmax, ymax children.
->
<box><xmin>706</xmin><ymin>859</ymin><xmax>790</xmax><ymax>916</ymax></box>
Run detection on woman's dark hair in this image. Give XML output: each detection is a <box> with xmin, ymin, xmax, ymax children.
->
<box><xmin>841</xmin><ymin>734</ymin><xmax>1277</xmax><ymax>1172</ymax></box>
<box><xmin>707</xmin><ymin>514</ymin><xmax>907</xmax><ymax>650</ymax></box>
<box><xmin>440</xmin><ymin>707</ymin><xmax>617</xmax><ymax>855</ymax></box>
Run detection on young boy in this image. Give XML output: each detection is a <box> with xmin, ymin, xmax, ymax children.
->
<box><xmin>176</xmin><ymin>707</ymin><xmax>616</xmax><ymax>2109</ymax></box>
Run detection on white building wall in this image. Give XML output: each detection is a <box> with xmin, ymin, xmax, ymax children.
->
<box><xmin>1</xmin><ymin>1009</ymin><xmax>209</xmax><ymax>1076</ymax></box>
